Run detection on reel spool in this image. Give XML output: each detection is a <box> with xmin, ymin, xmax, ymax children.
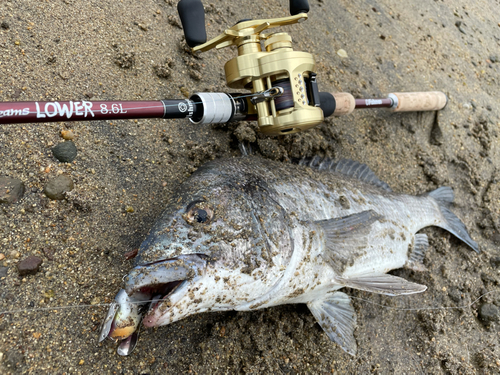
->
<box><xmin>178</xmin><ymin>0</ymin><xmax>323</xmax><ymax>135</ymax></box>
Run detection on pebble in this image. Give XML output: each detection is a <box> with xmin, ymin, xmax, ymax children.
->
<box><xmin>0</xmin><ymin>253</ymin><xmax>4</xmax><ymax>261</ymax></box>
<box><xmin>10</xmin><ymin>250</ymin><xmax>20</xmax><ymax>259</ymax></box>
<box><xmin>52</xmin><ymin>141</ymin><xmax>77</xmax><ymax>163</ymax></box>
<box><xmin>490</xmin><ymin>55</ymin><xmax>498</xmax><ymax>63</ymax></box>
<box><xmin>61</xmin><ymin>129</ymin><xmax>75</xmax><ymax>140</ymax></box>
<box><xmin>490</xmin><ymin>256</ymin><xmax>500</xmax><ymax>268</ymax></box>
<box><xmin>0</xmin><ymin>177</ymin><xmax>25</xmax><ymax>204</ymax></box>
<box><xmin>43</xmin><ymin>175</ymin><xmax>74</xmax><ymax>200</ymax></box>
<box><xmin>479</xmin><ymin>303</ymin><xmax>499</xmax><ymax>324</ymax></box>
<box><xmin>337</xmin><ymin>49</ymin><xmax>348</xmax><ymax>58</ymax></box>
<box><xmin>0</xmin><ymin>267</ymin><xmax>7</xmax><ymax>278</ymax></box>
<box><xmin>17</xmin><ymin>255</ymin><xmax>43</xmax><ymax>276</ymax></box>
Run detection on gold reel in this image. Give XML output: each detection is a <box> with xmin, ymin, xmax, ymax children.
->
<box><xmin>192</xmin><ymin>14</ymin><xmax>324</xmax><ymax>135</ymax></box>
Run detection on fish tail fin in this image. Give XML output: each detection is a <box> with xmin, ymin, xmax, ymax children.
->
<box><xmin>427</xmin><ymin>187</ymin><xmax>479</xmax><ymax>253</ymax></box>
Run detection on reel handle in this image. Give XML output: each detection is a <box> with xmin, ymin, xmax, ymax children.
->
<box><xmin>290</xmin><ymin>0</ymin><xmax>310</xmax><ymax>15</ymax></box>
<box><xmin>177</xmin><ymin>0</ymin><xmax>207</xmax><ymax>48</ymax></box>
<box><xmin>177</xmin><ymin>0</ymin><xmax>310</xmax><ymax>47</ymax></box>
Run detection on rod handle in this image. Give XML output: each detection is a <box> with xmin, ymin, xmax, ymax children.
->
<box><xmin>331</xmin><ymin>92</ymin><xmax>355</xmax><ymax>116</ymax></box>
<box><xmin>389</xmin><ymin>91</ymin><xmax>447</xmax><ymax>112</ymax></box>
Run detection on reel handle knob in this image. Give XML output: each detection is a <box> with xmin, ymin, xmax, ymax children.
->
<box><xmin>177</xmin><ymin>0</ymin><xmax>207</xmax><ymax>48</ymax></box>
<box><xmin>290</xmin><ymin>0</ymin><xmax>310</xmax><ymax>15</ymax></box>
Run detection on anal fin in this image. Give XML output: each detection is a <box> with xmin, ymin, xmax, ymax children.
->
<box><xmin>335</xmin><ymin>274</ymin><xmax>427</xmax><ymax>296</ymax></box>
<box><xmin>308</xmin><ymin>292</ymin><xmax>357</xmax><ymax>356</ymax></box>
<box><xmin>405</xmin><ymin>233</ymin><xmax>429</xmax><ymax>272</ymax></box>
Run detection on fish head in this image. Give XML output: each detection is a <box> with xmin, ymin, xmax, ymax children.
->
<box><xmin>101</xmin><ymin>159</ymin><xmax>293</xmax><ymax>353</ymax></box>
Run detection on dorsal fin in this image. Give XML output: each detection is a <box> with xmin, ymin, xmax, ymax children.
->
<box><xmin>298</xmin><ymin>157</ymin><xmax>392</xmax><ymax>192</ymax></box>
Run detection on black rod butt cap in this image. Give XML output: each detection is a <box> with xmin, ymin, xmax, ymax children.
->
<box><xmin>178</xmin><ymin>0</ymin><xmax>207</xmax><ymax>48</ymax></box>
<box><xmin>290</xmin><ymin>0</ymin><xmax>310</xmax><ymax>15</ymax></box>
<box><xmin>319</xmin><ymin>92</ymin><xmax>335</xmax><ymax>118</ymax></box>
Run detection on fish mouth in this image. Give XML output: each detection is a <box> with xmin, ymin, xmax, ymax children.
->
<box><xmin>99</xmin><ymin>254</ymin><xmax>207</xmax><ymax>356</ymax></box>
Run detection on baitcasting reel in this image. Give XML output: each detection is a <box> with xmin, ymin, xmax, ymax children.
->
<box><xmin>178</xmin><ymin>0</ymin><xmax>323</xmax><ymax>134</ymax></box>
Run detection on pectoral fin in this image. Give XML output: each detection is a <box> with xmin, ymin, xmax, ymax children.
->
<box><xmin>335</xmin><ymin>274</ymin><xmax>427</xmax><ymax>296</ymax></box>
<box><xmin>307</xmin><ymin>292</ymin><xmax>357</xmax><ymax>356</ymax></box>
<box><xmin>316</xmin><ymin>210</ymin><xmax>383</xmax><ymax>273</ymax></box>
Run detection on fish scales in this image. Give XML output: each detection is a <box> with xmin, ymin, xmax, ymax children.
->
<box><xmin>100</xmin><ymin>156</ymin><xmax>478</xmax><ymax>356</ymax></box>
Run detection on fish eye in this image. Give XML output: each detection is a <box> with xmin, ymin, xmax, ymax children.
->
<box><xmin>184</xmin><ymin>201</ymin><xmax>214</xmax><ymax>225</ymax></box>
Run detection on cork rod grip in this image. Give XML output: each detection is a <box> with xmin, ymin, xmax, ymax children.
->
<box><xmin>331</xmin><ymin>92</ymin><xmax>355</xmax><ymax>116</ymax></box>
<box><xmin>390</xmin><ymin>91</ymin><xmax>448</xmax><ymax>112</ymax></box>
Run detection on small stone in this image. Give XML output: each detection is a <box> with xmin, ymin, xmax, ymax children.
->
<box><xmin>17</xmin><ymin>255</ymin><xmax>43</xmax><ymax>276</ymax></box>
<box><xmin>0</xmin><ymin>177</ymin><xmax>25</xmax><ymax>204</ymax></box>
<box><xmin>125</xmin><ymin>206</ymin><xmax>135</xmax><ymax>213</ymax></box>
<box><xmin>44</xmin><ymin>290</ymin><xmax>55</xmax><ymax>298</ymax></box>
<box><xmin>1</xmin><ymin>21</ymin><xmax>9</xmax><ymax>30</ymax></box>
<box><xmin>179</xmin><ymin>86</ymin><xmax>190</xmax><ymax>98</ymax></box>
<box><xmin>337</xmin><ymin>49</ymin><xmax>348</xmax><ymax>58</ymax></box>
<box><xmin>490</xmin><ymin>256</ymin><xmax>500</xmax><ymax>268</ymax></box>
<box><xmin>479</xmin><ymin>303</ymin><xmax>499</xmax><ymax>324</ymax></box>
<box><xmin>43</xmin><ymin>247</ymin><xmax>55</xmax><ymax>261</ymax></box>
<box><xmin>52</xmin><ymin>141</ymin><xmax>77</xmax><ymax>162</ymax></box>
<box><xmin>43</xmin><ymin>175</ymin><xmax>74</xmax><ymax>200</ymax></box>
<box><xmin>0</xmin><ymin>253</ymin><xmax>4</xmax><ymax>261</ymax></box>
<box><xmin>61</xmin><ymin>129</ymin><xmax>75</xmax><ymax>140</ymax></box>
<box><xmin>9</xmin><ymin>251</ymin><xmax>20</xmax><ymax>259</ymax></box>
<box><xmin>490</xmin><ymin>55</ymin><xmax>498</xmax><ymax>63</ymax></box>
<box><xmin>0</xmin><ymin>267</ymin><xmax>7</xmax><ymax>278</ymax></box>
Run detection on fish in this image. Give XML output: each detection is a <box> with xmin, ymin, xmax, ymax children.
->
<box><xmin>99</xmin><ymin>155</ymin><xmax>478</xmax><ymax>356</ymax></box>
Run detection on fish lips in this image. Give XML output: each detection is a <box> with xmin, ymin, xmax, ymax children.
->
<box><xmin>124</xmin><ymin>254</ymin><xmax>207</xmax><ymax>327</ymax></box>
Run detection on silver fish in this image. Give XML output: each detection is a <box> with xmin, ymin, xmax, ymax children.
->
<box><xmin>99</xmin><ymin>156</ymin><xmax>478</xmax><ymax>356</ymax></box>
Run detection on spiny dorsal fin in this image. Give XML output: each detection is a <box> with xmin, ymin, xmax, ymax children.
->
<box><xmin>299</xmin><ymin>157</ymin><xmax>392</xmax><ymax>192</ymax></box>
<box><xmin>307</xmin><ymin>292</ymin><xmax>358</xmax><ymax>356</ymax></box>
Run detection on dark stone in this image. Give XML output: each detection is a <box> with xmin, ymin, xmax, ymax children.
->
<box><xmin>0</xmin><ymin>177</ymin><xmax>25</xmax><ymax>204</ymax></box>
<box><xmin>0</xmin><ymin>266</ymin><xmax>7</xmax><ymax>278</ymax></box>
<box><xmin>490</xmin><ymin>256</ymin><xmax>500</xmax><ymax>268</ymax></box>
<box><xmin>17</xmin><ymin>255</ymin><xmax>43</xmax><ymax>276</ymax></box>
<box><xmin>3</xmin><ymin>350</ymin><xmax>26</xmax><ymax>371</ymax></box>
<box><xmin>0</xmin><ymin>21</ymin><xmax>9</xmax><ymax>30</ymax></box>
<box><xmin>43</xmin><ymin>175</ymin><xmax>74</xmax><ymax>200</ymax></box>
<box><xmin>478</xmin><ymin>303</ymin><xmax>499</xmax><ymax>324</ymax></box>
<box><xmin>43</xmin><ymin>247</ymin><xmax>55</xmax><ymax>261</ymax></box>
<box><xmin>490</xmin><ymin>55</ymin><xmax>498</xmax><ymax>63</ymax></box>
<box><xmin>52</xmin><ymin>141</ymin><xmax>77</xmax><ymax>162</ymax></box>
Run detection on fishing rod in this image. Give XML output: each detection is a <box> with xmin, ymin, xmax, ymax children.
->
<box><xmin>0</xmin><ymin>0</ymin><xmax>447</xmax><ymax>135</ymax></box>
